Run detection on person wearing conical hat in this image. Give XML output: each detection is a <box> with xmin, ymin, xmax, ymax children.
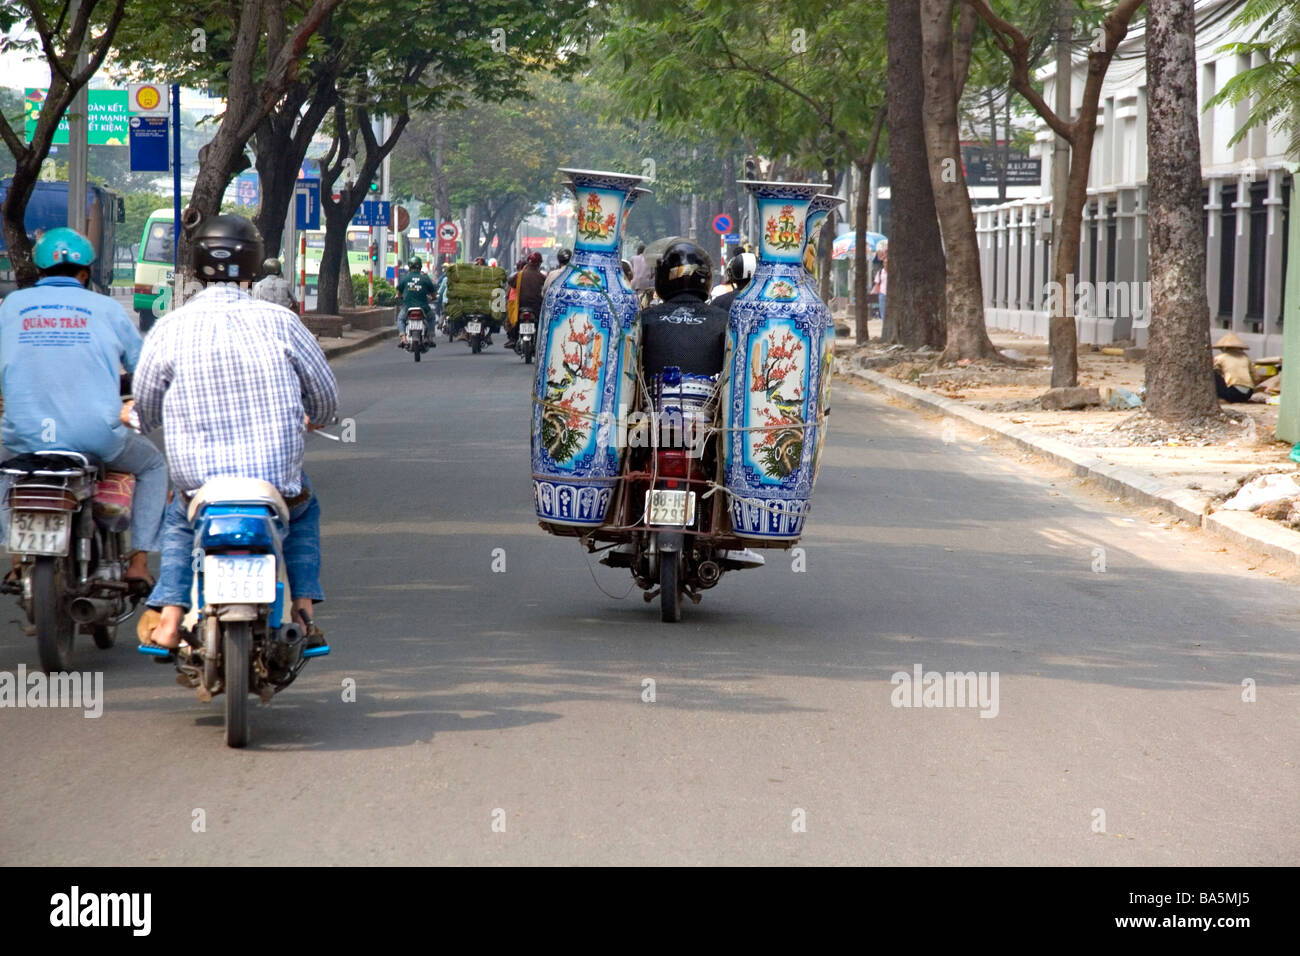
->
<box><xmin>1212</xmin><ymin>332</ymin><xmax>1256</xmax><ymax>403</ymax></box>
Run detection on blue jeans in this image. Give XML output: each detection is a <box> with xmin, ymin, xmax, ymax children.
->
<box><xmin>877</xmin><ymin>293</ymin><xmax>887</xmax><ymax>324</ymax></box>
<box><xmin>0</xmin><ymin>433</ymin><xmax>167</xmax><ymax>553</ymax></box>
<box><xmin>147</xmin><ymin>472</ymin><xmax>323</xmax><ymax>610</ymax></box>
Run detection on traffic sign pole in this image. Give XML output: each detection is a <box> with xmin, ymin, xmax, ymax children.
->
<box><xmin>299</xmin><ymin>232</ymin><xmax>306</xmax><ymax>318</ymax></box>
<box><xmin>368</xmin><ymin>225</ymin><xmax>374</xmax><ymax>306</ymax></box>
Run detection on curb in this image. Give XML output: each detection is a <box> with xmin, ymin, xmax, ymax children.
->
<box><xmin>846</xmin><ymin>366</ymin><xmax>1300</xmax><ymax>567</ymax></box>
<box><xmin>321</xmin><ymin>327</ymin><xmax>397</xmax><ymax>361</ymax></box>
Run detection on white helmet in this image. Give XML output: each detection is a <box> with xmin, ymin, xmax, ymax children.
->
<box><xmin>727</xmin><ymin>252</ymin><xmax>758</xmax><ymax>288</ymax></box>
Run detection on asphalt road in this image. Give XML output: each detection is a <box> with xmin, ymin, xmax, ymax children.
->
<box><xmin>1</xmin><ymin>335</ymin><xmax>1297</xmax><ymax>865</ymax></box>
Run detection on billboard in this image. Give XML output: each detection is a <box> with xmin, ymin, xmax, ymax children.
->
<box><xmin>24</xmin><ymin>88</ymin><xmax>130</xmax><ymax>146</ymax></box>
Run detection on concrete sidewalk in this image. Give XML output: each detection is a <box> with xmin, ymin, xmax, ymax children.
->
<box><xmin>838</xmin><ymin>333</ymin><xmax>1300</xmax><ymax>568</ymax></box>
<box><xmin>319</xmin><ymin>325</ymin><xmax>397</xmax><ymax>361</ymax></box>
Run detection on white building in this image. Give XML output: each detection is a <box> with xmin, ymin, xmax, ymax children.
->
<box><xmin>976</xmin><ymin>0</ymin><xmax>1295</xmax><ymax>357</ymax></box>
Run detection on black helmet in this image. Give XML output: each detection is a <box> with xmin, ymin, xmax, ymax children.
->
<box><xmin>408</xmin><ymin>256</ymin><xmax>422</xmax><ymax>270</ymax></box>
<box><xmin>727</xmin><ymin>252</ymin><xmax>757</xmax><ymax>289</ymax></box>
<box><xmin>654</xmin><ymin>240</ymin><xmax>712</xmax><ymax>301</ymax></box>
<box><xmin>261</xmin><ymin>257</ymin><xmax>282</xmax><ymax>277</ymax></box>
<box><xmin>190</xmin><ymin>214</ymin><xmax>263</xmax><ymax>283</ymax></box>
<box><xmin>556</xmin><ymin>247</ymin><xmax>572</xmax><ymax>265</ymax></box>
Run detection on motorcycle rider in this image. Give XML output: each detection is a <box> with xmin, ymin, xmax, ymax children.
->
<box><xmin>542</xmin><ymin>247</ymin><xmax>572</xmax><ymax>296</ymax></box>
<box><xmin>133</xmin><ymin>214</ymin><xmax>339</xmax><ymax>649</ymax></box>
<box><xmin>639</xmin><ymin>240</ymin><xmax>729</xmax><ymax>378</ymax></box>
<box><xmin>709</xmin><ymin>251</ymin><xmax>757</xmax><ymax>313</ymax></box>
<box><xmin>506</xmin><ymin>252</ymin><xmax>545</xmax><ymax>350</ymax></box>
<box><xmin>0</xmin><ymin>227</ymin><xmax>167</xmax><ymax>588</ymax></box>
<box><xmin>396</xmin><ymin>256</ymin><xmax>437</xmax><ymax>348</ymax></box>
<box><xmin>252</xmin><ymin>257</ymin><xmax>297</xmax><ymax>311</ymax></box>
<box><xmin>636</xmin><ymin>240</ymin><xmax>763</xmax><ymax>568</ymax></box>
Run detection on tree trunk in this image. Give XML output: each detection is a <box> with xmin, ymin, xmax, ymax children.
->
<box><xmin>338</xmin><ymin>247</ymin><xmax>355</xmax><ymax>308</ymax></box>
<box><xmin>853</xmin><ymin>157</ymin><xmax>871</xmax><ymax>343</ymax></box>
<box><xmin>921</xmin><ymin>0</ymin><xmax>996</xmax><ymax>361</ymax></box>
<box><xmin>1</xmin><ymin>155</ymin><xmax>45</xmax><ymax>289</ymax></box>
<box><xmin>317</xmin><ymin>195</ymin><xmax>351</xmax><ymax>315</ymax></box>
<box><xmin>1144</xmin><ymin>0</ymin><xmax>1218</xmax><ymax>420</ymax></box>
<box><xmin>887</xmin><ymin>0</ymin><xmax>947</xmax><ymax>349</ymax></box>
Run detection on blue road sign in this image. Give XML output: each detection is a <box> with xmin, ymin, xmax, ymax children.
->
<box><xmin>712</xmin><ymin>214</ymin><xmax>733</xmax><ymax>235</ymax></box>
<box><xmin>418</xmin><ymin>218</ymin><xmax>437</xmax><ymax>239</ymax></box>
<box><xmin>294</xmin><ymin>177</ymin><xmax>320</xmax><ymax>230</ymax></box>
<box><xmin>128</xmin><ymin>115</ymin><xmax>169</xmax><ymax>172</ymax></box>
<box><xmin>351</xmin><ymin>200</ymin><xmax>391</xmax><ymax>227</ymax></box>
<box><xmin>723</xmin><ymin>232</ymin><xmax>741</xmax><ymax>243</ymax></box>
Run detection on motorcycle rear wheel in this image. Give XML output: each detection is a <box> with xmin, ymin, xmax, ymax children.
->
<box><xmin>660</xmin><ymin>551</ymin><xmax>682</xmax><ymax>623</ymax></box>
<box><xmin>33</xmin><ymin>557</ymin><xmax>75</xmax><ymax>672</ymax></box>
<box><xmin>224</xmin><ymin>622</ymin><xmax>251</xmax><ymax>748</ymax></box>
<box><xmin>471</xmin><ymin>336</ymin><xmax>482</xmax><ymax>354</ymax></box>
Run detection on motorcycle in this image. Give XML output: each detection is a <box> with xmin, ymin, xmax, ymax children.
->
<box><xmin>589</xmin><ymin>366</ymin><xmax>767</xmax><ymax>622</ymax></box>
<box><xmin>1</xmin><ymin>451</ymin><xmax>146</xmax><ymax>671</ymax></box>
<box><xmin>137</xmin><ymin>477</ymin><xmax>329</xmax><ymax>748</ymax></box>
<box><xmin>456</xmin><ymin>310</ymin><xmax>493</xmax><ymax>354</ymax></box>
<box><xmin>403</xmin><ymin>305</ymin><xmax>431</xmax><ymax>362</ymax></box>
<box><xmin>515</xmin><ymin>308</ymin><xmax>537</xmax><ymax>364</ymax></box>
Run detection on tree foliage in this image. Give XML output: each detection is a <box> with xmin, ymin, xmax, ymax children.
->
<box><xmin>1205</xmin><ymin>0</ymin><xmax>1300</xmax><ymax>157</ymax></box>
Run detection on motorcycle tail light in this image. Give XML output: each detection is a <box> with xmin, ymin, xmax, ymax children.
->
<box><xmin>656</xmin><ymin>449</ymin><xmax>691</xmax><ymax>478</ymax></box>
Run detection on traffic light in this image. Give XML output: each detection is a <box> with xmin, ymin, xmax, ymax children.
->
<box><xmin>744</xmin><ymin>157</ymin><xmax>757</xmax><ymax>179</ymax></box>
<box><xmin>368</xmin><ymin>242</ymin><xmax>378</xmax><ymax>264</ymax></box>
<box><xmin>368</xmin><ymin>180</ymin><xmax>380</xmax><ymax>194</ymax></box>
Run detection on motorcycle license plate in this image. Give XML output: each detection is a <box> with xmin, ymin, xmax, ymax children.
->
<box><xmin>645</xmin><ymin>489</ymin><xmax>695</xmax><ymax>527</ymax></box>
<box><xmin>7</xmin><ymin>511</ymin><xmax>70</xmax><ymax>556</ymax></box>
<box><xmin>466</xmin><ymin>320</ymin><xmax>482</xmax><ymax>335</ymax></box>
<box><xmin>519</xmin><ymin>323</ymin><xmax>536</xmax><ymax>335</ymax></box>
<box><xmin>203</xmin><ymin>554</ymin><xmax>276</xmax><ymax>604</ymax></box>
<box><xmin>407</xmin><ymin>319</ymin><xmax>425</xmax><ymax>331</ymax></box>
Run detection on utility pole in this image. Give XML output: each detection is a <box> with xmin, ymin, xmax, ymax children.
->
<box><xmin>66</xmin><ymin>0</ymin><xmax>89</xmax><ymax>234</ymax></box>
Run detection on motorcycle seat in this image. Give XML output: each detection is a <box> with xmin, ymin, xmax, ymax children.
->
<box><xmin>187</xmin><ymin>477</ymin><xmax>290</xmax><ymax>524</ymax></box>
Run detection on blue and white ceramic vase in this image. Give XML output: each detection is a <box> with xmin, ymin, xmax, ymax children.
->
<box><xmin>803</xmin><ymin>193</ymin><xmax>844</xmax><ymax>478</ymax></box>
<box><xmin>532</xmin><ymin>168</ymin><xmax>649</xmax><ymax>528</ymax></box>
<box><xmin>721</xmin><ymin>180</ymin><xmax>832</xmax><ymax>540</ymax></box>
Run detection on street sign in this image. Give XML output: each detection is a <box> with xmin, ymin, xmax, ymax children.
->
<box><xmin>437</xmin><ymin>238</ymin><xmax>458</xmax><ymax>256</ymax></box>
<box><xmin>350</xmin><ymin>200</ymin><xmax>391</xmax><ymax>227</ymax></box>
<box><xmin>127</xmin><ymin>115</ymin><xmax>168</xmax><ymax>172</ymax></box>
<box><xmin>723</xmin><ymin>232</ymin><xmax>741</xmax><ymax>243</ymax></box>
<box><xmin>418</xmin><ymin>218</ymin><xmax>437</xmax><ymax>239</ymax></box>
<box><xmin>438</xmin><ymin>221</ymin><xmax>459</xmax><ymax>242</ymax></box>
<box><xmin>295</xmin><ymin>177</ymin><xmax>320</xmax><ymax>230</ymax></box>
<box><xmin>128</xmin><ymin>83</ymin><xmax>168</xmax><ymax>117</ymax></box>
<box><xmin>395</xmin><ymin>205</ymin><xmax>410</xmax><ymax>232</ymax></box>
<box><xmin>712</xmin><ymin>214</ymin><xmax>733</xmax><ymax>235</ymax></box>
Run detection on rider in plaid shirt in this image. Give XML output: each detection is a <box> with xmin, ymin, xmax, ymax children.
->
<box><xmin>134</xmin><ymin>215</ymin><xmax>338</xmax><ymax>648</ymax></box>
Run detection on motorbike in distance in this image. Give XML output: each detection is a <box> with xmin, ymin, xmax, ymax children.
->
<box><xmin>403</xmin><ymin>305</ymin><xmax>431</xmax><ymax>362</ymax></box>
<box><xmin>515</xmin><ymin>308</ymin><xmax>537</xmax><ymax>364</ymax></box>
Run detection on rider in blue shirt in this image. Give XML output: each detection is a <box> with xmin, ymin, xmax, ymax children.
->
<box><xmin>0</xmin><ymin>228</ymin><xmax>166</xmax><ymax>586</ymax></box>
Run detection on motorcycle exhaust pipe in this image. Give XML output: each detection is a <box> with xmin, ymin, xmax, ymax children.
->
<box><xmin>697</xmin><ymin>560</ymin><xmax>722</xmax><ymax>587</ymax></box>
<box><xmin>69</xmin><ymin>596</ymin><xmax>116</xmax><ymax>624</ymax></box>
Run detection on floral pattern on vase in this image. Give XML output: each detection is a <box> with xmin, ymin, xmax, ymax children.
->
<box><xmin>721</xmin><ymin>180</ymin><xmax>831</xmax><ymax>540</ymax></box>
<box><xmin>532</xmin><ymin>169</ymin><xmax>649</xmax><ymax>528</ymax></box>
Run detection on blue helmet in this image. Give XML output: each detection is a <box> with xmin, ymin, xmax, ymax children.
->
<box><xmin>34</xmin><ymin>227</ymin><xmax>96</xmax><ymax>269</ymax></box>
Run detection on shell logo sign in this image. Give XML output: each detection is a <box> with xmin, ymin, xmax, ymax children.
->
<box><xmin>133</xmin><ymin>86</ymin><xmax>162</xmax><ymax>112</ymax></box>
